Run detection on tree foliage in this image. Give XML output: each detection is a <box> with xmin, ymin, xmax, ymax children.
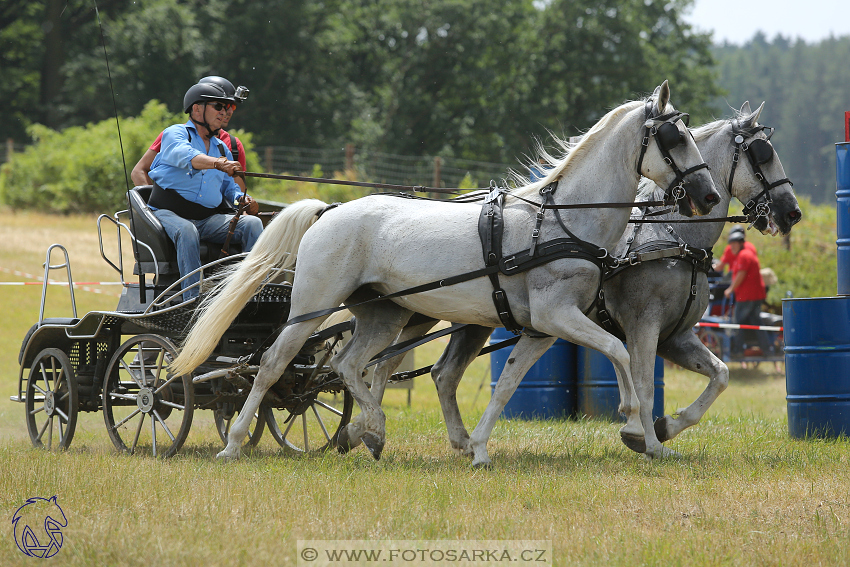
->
<box><xmin>5</xmin><ymin>0</ymin><xmax>719</xmax><ymax>170</ymax></box>
<box><xmin>713</xmin><ymin>33</ymin><xmax>850</xmax><ymax>203</ymax></box>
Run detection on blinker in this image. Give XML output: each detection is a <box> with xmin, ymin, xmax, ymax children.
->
<box><xmin>748</xmin><ymin>138</ymin><xmax>774</xmax><ymax>165</ymax></box>
<box><xmin>656</xmin><ymin>122</ymin><xmax>684</xmax><ymax>150</ymax></box>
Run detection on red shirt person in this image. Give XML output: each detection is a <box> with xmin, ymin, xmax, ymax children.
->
<box><xmin>723</xmin><ymin>231</ymin><xmax>770</xmax><ymax>355</ymax></box>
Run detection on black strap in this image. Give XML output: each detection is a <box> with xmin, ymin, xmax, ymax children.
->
<box><xmin>478</xmin><ymin>189</ymin><xmax>523</xmax><ymax>334</ymax></box>
<box><xmin>149</xmin><ymin>182</ymin><xmax>223</xmax><ymax>220</ymax></box>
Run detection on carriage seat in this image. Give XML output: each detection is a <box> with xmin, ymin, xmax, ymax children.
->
<box><xmin>127</xmin><ymin>186</ymin><xmax>242</xmax><ymax>278</ymax></box>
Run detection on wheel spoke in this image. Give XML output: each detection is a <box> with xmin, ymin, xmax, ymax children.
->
<box><xmin>314</xmin><ymin>399</ymin><xmax>343</xmax><ymax>417</ymax></box>
<box><xmin>53</xmin><ymin>364</ymin><xmax>65</xmax><ymax>394</ymax></box>
<box><xmin>131</xmin><ymin>413</ymin><xmax>145</xmax><ymax>454</ymax></box>
<box><xmin>281</xmin><ymin>414</ymin><xmax>297</xmax><ymax>441</ymax></box>
<box><xmin>47</xmin><ymin>416</ymin><xmax>53</xmax><ymax>449</ymax></box>
<box><xmin>36</xmin><ymin>416</ymin><xmax>50</xmax><ymax>442</ymax></box>
<box><xmin>112</xmin><ymin>408</ymin><xmax>142</xmax><ymax>429</ymax></box>
<box><xmin>151</xmin><ymin>415</ymin><xmax>157</xmax><ymax>457</ymax></box>
<box><xmin>311</xmin><ymin>403</ymin><xmax>332</xmax><ymax>443</ymax></box>
<box><xmin>120</xmin><ymin>358</ymin><xmax>144</xmax><ymax>388</ymax></box>
<box><xmin>39</xmin><ymin>362</ymin><xmax>51</xmax><ymax>393</ymax></box>
<box><xmin>30</xmin><ymin>406</ymin><xmax>45</xmax><ymax>416</ymax></box>
<box><xmin>153</xmin><ymin>410</ymin><xmax>176</xmax><ymax>442</ymax></box>
<box><xmin>158</xmin><ymin>399</ymin><xmax>184</xmax><ymax>411</ymax></box>
<box><xmin>302</xmin><ymin>413</ymin><xmax>309</xmax><ymax>451</ymax></box>
<box><xmin>55</xmin><ymin>407</ymin><xmax>69</xmax><ymax>422</ymax></box>
<box><xmin>32</xmin><ymin>383</ymin><xmax>48</xmax><ymax>396</ymax></box>
<box><xmin>153</xmin><ymin>372</ymin><xmax>180</xmax><ymax>394</ymax></box>
<box><xmin>110</xmin><ymin>392</ymin><xmax>137</xmax><ymax>401</ymax></box>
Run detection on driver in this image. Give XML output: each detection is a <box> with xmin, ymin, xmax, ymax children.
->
<box><xmin>146</xmin><ymin>81</ymin><xmax>262</xmax><ymax>300</ymax></box>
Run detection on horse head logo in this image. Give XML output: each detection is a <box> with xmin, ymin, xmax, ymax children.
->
<box><xmin>12</xmin><ymin>496</ymin><xmax>67</xmax><ymax>559</ymax></box>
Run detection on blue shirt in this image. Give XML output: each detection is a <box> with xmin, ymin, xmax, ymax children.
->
<box><xmin>148</xmin><ymin>120</ymin><xmax>241</xmax><ymax>210</ymax></box>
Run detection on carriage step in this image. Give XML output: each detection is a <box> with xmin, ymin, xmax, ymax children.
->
<box><xmin>10</xmin><ymin>395</ymin><xmax>23</xmax><ymax>403</ymax></box>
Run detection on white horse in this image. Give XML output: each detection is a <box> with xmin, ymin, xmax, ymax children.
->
<box><xmin>171</xmin><ymin>81</ymin><xmax>720</xmax><ymax>463</ymax></box>
<box><xmin>359</xmin><ymin>101</ymin><xmax>801</xmax><ymax>462</ymax></box>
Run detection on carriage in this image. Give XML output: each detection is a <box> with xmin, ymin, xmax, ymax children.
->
<box><xmin>13</xmin><ymin>186</ymin><xmax>355</xmax><ymax>457</ymax></box>
<box><xmin>695</xmin><ymin>270</ymin><xmax>785</xmax><ymax>368</ymax></box>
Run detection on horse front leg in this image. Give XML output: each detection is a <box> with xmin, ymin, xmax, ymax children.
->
<box><xmin>622</xmin><ymin>324</ymin><xmax>679</xmax><ymax>459</ymax></box>
<box><xmin>468</xmin><ymin>335</ymin><xmax>556</xmax><ymax>468</ymax></box>
<box><xmin>430</xmin><ymin>325</ymin><xmax>494</xmax><ymax>457</ymax></box>
<box><xmin>534</xmin><ymin>304</ymin><xmax>645</xmax><ymax>453</ymax></box>
<box><xmin>655</xmin><ymin>330</ymin><xmax>729</xmax><ymax>442</ymax></box>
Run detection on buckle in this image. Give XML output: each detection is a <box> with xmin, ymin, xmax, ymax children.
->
<box><xmin>628</xmin><ymin>253</ymin><xmax>640</xmax><ymax>266</ymax></box>
<box><xmin>502</xmin><ymin>255</ymin><xmax>518</xmax><ymax>272</ymax></box>
<box><xmin>531</xmin><ymin>228</ymin><xmax>540</xmax><ymax>240</ymax></box>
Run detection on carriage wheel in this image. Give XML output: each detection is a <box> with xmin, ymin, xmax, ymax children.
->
<box><xmin>102</xmin><ymin>335</ymin><xmax>193</xmax><ymax>458</ymax></box>
<box><xmin>263</xmin><ymin>390</ymin><xmax>353</xmax><ymax>452</ymax></box>
<box><xmin>214</xmin><ymin>403</ymin><xmax>266</xmax><ymax>448</ymax></box>
<box><xmin>25</xmin><ymin>349</ymin><xmax>78</xmax><ymax>450</ymax></box>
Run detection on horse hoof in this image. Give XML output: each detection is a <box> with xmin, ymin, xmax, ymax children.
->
<box><xmin>362</xmin><ymin>432</ymin><xmax>384</xmax><ymax>461</ymax></box>
<box><xmin>336</xmin><ymin>427</ymin><xmax>354</xmax><ymax>454</ymax></box>
<box><xmin>654</xmin><ymin>416</ymin><xmax>672</xmax><ymax>443</ymax></box>
<box><xmin>216</xmin><ymin>448</ymin><xmax>240</xmax><ymax>462</ymax></box>
<box><xmin>620</xmin><ymin>432</ymin><xmax>647</xmax><ymax>454</ymax></box>
<box><xmin>471</xmin><ymin>460</ymin><xmax>493</xmax><ymax>470</ymax></box>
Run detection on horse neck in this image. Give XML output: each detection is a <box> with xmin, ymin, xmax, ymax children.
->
<box><xmin>547</xmin><ymin>110</ymin><xmax>643</xmax><ymax>247</ymax></box>
<box><xmin>664</xmin><ymin>125</ymin><xmax>735</xmax><ymax>250</ymax></box>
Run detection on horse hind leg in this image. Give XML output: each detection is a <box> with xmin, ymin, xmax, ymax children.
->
<box><xmin>218</xmin><ymin>319</ymin><xmax>328</xmax><ymax>461</ymax></box>
<box><xmin>339</xmin><ymin>318</ymin><xmax>438</xmax><ymax>453</ymax></box>
<box><xmin>655</xmin><ymin>331</ymin><xmax>729</xmax><ymax>443</ymax></box>
<box><xmin>430</xmin><ymin>325</ymin><xmax>493</xmax><ymax>457</ymax></box>
<box><xmin>468</xmin><ymin>335</ymin><xmax>557</xmax><ymax>468</ymax></box>
<box><xmin>332</xmin><ymin>302</ymin><xmax>413</xmax><ymax>460</ymax></box>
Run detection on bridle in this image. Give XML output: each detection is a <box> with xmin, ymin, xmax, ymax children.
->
<box><xmin>727</xmin><ymin>120</ymin><xmax>794</xmax><ymax>224</ymax></box>
<box><xmin>636</xmin><ymin>99</ymin><xmax>711</xmax><ymax>206</ymax></box>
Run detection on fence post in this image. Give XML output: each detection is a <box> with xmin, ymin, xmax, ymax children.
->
<box><xmin>264</xmin><ymin>146</ymin><xmax>273</xmax><ymax>173</ymax></box>
<box><xmin>345</xmin><ymin>143</ymin><xmax>355</xmax><ymax>174</ymax></box>
<box><xmin>433</xmin><ymin>156</ymin><xmax>442</xmax><ymax>189</ymax></box>
<box><xmin>6</xmin><ymin>138</ymin><xmax>13</xmax><ymax>164</ymax></box>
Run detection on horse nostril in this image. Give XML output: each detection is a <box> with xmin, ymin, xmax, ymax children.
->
<box><xmin>789</xmin><ymin>209</ymin><xmax>802</xmax><ymax>221</ymax></box>
<box><xmin>705</xmin><ymin>193</ymin><xmax>719</xmax><ymax>204</ymax></box>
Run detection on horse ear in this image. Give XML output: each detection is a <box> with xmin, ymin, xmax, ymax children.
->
<box><xmin>740</xmin><ymin>101</ymin><xmax>766</xmax><ymax>128</ymax></box>
<box><xmin>739</xmin><ymin>101</ymin><xmax>752</xmax><ymax>115</ymax></box>
<box><xmin>655</xmin><ymin>80</ymin><xmax>670</xmax><ymax>114</ymax></box>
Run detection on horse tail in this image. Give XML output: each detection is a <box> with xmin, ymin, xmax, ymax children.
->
<box><xmin>171</xmin><ymin>199</ymin><xmax>329</xmax><ymax>375</ymax></box>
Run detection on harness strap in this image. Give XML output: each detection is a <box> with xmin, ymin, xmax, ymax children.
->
<box><xmin>478</xmin><ymin>188</ymin><xmax>523</xmax><ymax>334</ymax></box>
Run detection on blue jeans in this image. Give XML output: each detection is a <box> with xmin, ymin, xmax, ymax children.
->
<box><xmin>152</xmin><ymin>209</ymin><xmax>263</xmax><ymax>299</ymax></box>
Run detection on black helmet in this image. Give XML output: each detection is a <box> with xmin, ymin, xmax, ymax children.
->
<box><xmin>728</xmin><ymin>231</ymin><xmax>745</xmax><ymax>243</ymax></box>
<box><xmin>199</xmin><ymin>75</ymin><xmax>249</xmax><ymax>103</ymax></box>
<box><xmin>183</xmin><ymin>82</ymin><xmax>235</xmax><ymax>114</ymax></box>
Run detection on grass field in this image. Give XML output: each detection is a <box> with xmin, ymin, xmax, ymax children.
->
<box><xmin>1</xmin><ymin>210</ymin><xmax>848</xmax><ymax>566</ymax></box>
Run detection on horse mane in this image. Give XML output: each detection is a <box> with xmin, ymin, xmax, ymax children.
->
<box><xmin>511</xmin><ymin>94</ymin><xmax>671</xmax><ymax>198</ymax></box>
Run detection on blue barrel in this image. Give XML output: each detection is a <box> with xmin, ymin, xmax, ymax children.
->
<box><xmin>489</xmin><ymin>328</ymin><xmax>577</xmax><ymax>419</ymax></box>
<box><xmin>576</xmin><ymin>345</ymin><xmax>664</xmax><ymax>421</ymax></box>
<box><xmin>836</xmin><ymin>143</ymin><xmax>850</xmax><ymax>295</ymax></box>
<box><xmin>783</xmin><ymin>296</ymin><xmax>850</xmax><ymax>438</ymax></box>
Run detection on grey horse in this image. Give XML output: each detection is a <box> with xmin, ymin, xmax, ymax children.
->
<box><xmin>358</xmin><ymin>101</ymin><xmax>801</xmax><ymax>463</ymax></box>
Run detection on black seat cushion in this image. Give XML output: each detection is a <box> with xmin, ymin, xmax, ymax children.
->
<box><xmin>128</xmin><ymin>186</ymin><xmax>241</xmax><ymax>276</ymax></box>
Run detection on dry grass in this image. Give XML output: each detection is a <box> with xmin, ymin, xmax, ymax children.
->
<box><xmin>1</xmin><ymin>210</ymin><xmax>849</xmax><ymax>566</ymax></box>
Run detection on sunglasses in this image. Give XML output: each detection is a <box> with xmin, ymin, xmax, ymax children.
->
<box><xmin>210</xmin><ymin>102</ymin><xmax>236</xmax><ymax>112</ymax></box>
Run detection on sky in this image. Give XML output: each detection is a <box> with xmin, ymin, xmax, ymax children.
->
<box><xmin>682</xmin><ymin>0</ymin><xmax>850</xmax><ymax>45</ymax></box>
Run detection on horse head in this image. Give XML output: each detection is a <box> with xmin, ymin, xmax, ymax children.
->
<box><xmin>727</xmin><ymin>101</ymin><xmax>802</xmax><ymax>235</ymax></box>
<box><xmin>638</xmin><ymin>80</ymin><xmax>720</xmax><ymax>218</ymax></box>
